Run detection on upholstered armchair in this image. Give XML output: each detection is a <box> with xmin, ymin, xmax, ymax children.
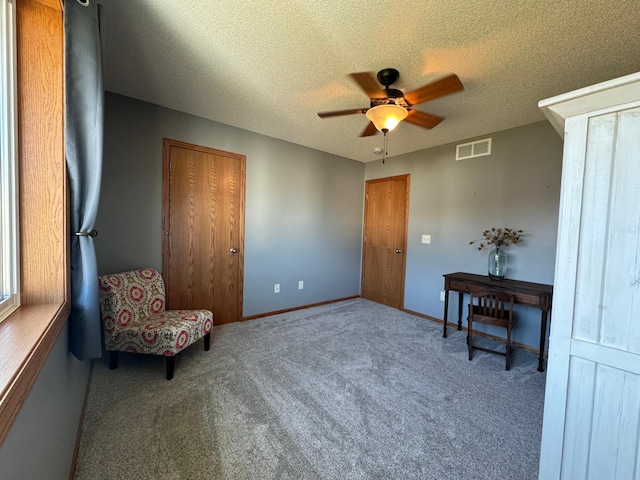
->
<box><xmin>97</xmin><ymin>268</ymin><xmax>213</xmax><ymax>380</ymax></box>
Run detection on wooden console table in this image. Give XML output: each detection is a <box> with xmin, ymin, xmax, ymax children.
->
<box><xmin>443</xmin><ymin>272</ymin><xmax>553</xmax><ymax>372</ymax></box>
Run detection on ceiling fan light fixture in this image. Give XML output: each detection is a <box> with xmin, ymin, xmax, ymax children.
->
<box><xmin>365</xmin><ymin>104</ymin><xmax>408</xmax><ymax>132</ymax></box>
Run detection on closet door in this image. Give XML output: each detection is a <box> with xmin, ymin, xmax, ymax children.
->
<box><xmin>538</xmin><ymin>75</ymin><xmax>640</xmax><ymax>479</ymax></box>
<box><xmin>162</xmin><ymin>139</ymin><xmax>245</xmax><ymax>324</ymax></box>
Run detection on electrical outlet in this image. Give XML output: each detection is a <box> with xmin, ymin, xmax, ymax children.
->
<box><xmin>298</xmin><ymin>280</ymin><xmax>304</xmax><ymax>290</ymax></box>
<box><xmin>274</xmin><ymin>283</ymin><xmax>280</xmax><ymax>293</ymax></box>
<box><xmin>440</xmin><ymin>291</ymin><xmax>445</xmax><ymax>301</ymax></box>
<box><xmin>422</xmin><ymin>234</ymin><xmax>431</xmax><ymax>244</ymax></box>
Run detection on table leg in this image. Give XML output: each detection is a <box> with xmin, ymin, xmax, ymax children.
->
<box><xmin>457</xmin><ymin>292</ymin><xmax>464</xmax><ymax>330</ymax></box>
<box><xmin>443</xmin><ymin>290</ymin><xmax>450</xmax><ymax>338</ymax></box>
<box><xmin>538</xmin><ymin>311</ymin><xmax>548</xmax><ymax>372</ymax></box>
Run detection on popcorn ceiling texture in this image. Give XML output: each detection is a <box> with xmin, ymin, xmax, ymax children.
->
<box><xmin>99</xmin><ymin>0</ymin><xmax>640</xmax><ymax>162</ymax></box>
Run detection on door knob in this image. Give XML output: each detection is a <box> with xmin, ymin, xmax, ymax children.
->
<box><xmin>395</xmin><ymin>249</ymin><xmax>402</xmax><ymax>253</ymax></box>
<box><xmin>230</xmin><ymin>248</ymin><xmax>238</xmax><ymax>253</ymax></box>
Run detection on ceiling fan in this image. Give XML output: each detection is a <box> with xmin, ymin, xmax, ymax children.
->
<box><xmin>317</xmin><ymin>68</ymin><xmax>464</xmax><ymax>137</ymax></box>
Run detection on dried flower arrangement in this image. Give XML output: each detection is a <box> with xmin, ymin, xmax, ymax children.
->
<box><xmin>469</xmin><ymin>226</ymin><xmax>523</xmax><ymax>251</ymax></box>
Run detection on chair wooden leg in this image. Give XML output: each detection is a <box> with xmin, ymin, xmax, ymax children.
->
<box><xmin>467</xmin><ymin>318</ymin><xmax>473</xmax><ymax>361</ymax></box>
<box><xmin>506</xmin><ymin>320</ymin><xmax>513</xmax><ymax>370</ymax></box>
<box><xmin>204</xmin><ymin>332</ymin><xmax>211</xmax><ymax>351</ymax></box>
<box><xmin>166</xmin><ymin>356</ymin><xmax>175</xmax><ymax>380</ymax></box>
<box><xmin>109</xmin><ymin>351</ymin><xmax>118</xmax><ymax>370</ymax></box>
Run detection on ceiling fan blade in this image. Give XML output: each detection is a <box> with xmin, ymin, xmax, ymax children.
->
<box><xmin>350</xmin><ymin>72</ymin><xmax>386</xmax><ymax>99</ymax></box>
<box><xmin>318</xmin><ymin>108</ymin><xmax>367</xmax><ymax>118</ymax></box>
<box><xmin>404</xmin><ymin>74</ymin><xmax>464</xmax><ymax>106</ymax></box>
<box><xmin>405</xmin><ymin>110</ymin><xmax>445</xmax><ymax>129</ymax></box>
<box><xmin>359</xmin><ymin>122</ymin><xmax>379</xmax><ymax>137</ymax></box>
<box><xmin>318</xmin><ymin>108</ymin><xmax>369</xmax><ymax>118</ymax></box>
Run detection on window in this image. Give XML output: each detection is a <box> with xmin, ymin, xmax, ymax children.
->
<box><xmin>0</xmin><ymin>0</ymin><xmax>19</xmax><ymax>322</ymax></box>
<box><xmin>0</xmin><ymin>0</ymin><xmax>67</xmax><ymax>447</ymax></box>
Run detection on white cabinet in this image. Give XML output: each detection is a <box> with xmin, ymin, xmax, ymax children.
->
<box><xmin>538</xmin><ymin>72</ymin><xmax>640</xmax><ymax>479</ymax></box>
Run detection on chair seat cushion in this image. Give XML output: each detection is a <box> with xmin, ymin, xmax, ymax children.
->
<box><xmin>103</xmin><ymin>309</ymin><xmax>213</xmax><ymax>356</ymax></box>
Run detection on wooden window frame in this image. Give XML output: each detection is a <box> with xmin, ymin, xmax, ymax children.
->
<box><xmin>0</xmin><ymin>0</ymin><xmax>68</xmax><ymax>447</ymax></box>
<box><xmin>0</xmin><ymin>0</ymin><xmax>20</xmax><ymax>322</ymax></box>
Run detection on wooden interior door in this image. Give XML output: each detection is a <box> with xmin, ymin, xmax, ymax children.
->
<box><xmin>361</xmin><ymin>175</ymin><xmax>409</xmax><ymax>309</ymax></box>
<box><xmin>162</xmin><ymin>139</ymin><xmax>245</xmax><ymax>324</ymax></box>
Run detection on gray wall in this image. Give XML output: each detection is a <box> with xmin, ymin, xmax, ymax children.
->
<box><xmin>365</xmin><ymin>121</ymin><xmax>563</xmax><ymax>348</ymax></box>
<box><xmin>98</xmin><ymin>92</ymin><xmax>563</xmax><ymax>348</ymax></box>
<box><xmin>0</xmin><ymin>323</ymin><xmax>91</xmax><ymax>480</ymax></box>
<box><xmin>97</xmin><ymin>93</ymin><xmax>365</xmax><ymax>316</ymax></box>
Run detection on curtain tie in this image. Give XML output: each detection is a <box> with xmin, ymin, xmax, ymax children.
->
<box><xmin>75</xmin><ymin>230</ymin><xmax>98</xmax><ymax>237</ymax></box>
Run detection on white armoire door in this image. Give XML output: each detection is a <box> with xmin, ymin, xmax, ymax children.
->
<box><xmin>538</xmin><ymin>73</ymin><xmax>640</xmax><ymax>479</ymax></box>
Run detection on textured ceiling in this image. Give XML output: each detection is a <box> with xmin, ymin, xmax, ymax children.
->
<box><xmin>99</xmin><ymin>0</ymin><xmax>640</xmax><ymax>162</ymax></box>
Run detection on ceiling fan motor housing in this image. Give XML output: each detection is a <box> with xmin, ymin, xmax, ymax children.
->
<box><xmin>374</xmin><ymin>68</ymin><xmax>411</xmax><ymax>107</ymax></box>
<box><xmin>370</xmin><ymin>96</ymin><xmax>410</xmax><ymax>108</ymax></box>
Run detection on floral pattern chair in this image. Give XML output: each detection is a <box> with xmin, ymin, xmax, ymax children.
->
<box><xmin>97</xmin><ymin>268</ymin><xmax>213</xmax><ymax>380</ymax></box>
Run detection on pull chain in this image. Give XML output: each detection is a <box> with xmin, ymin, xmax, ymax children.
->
<box><xmin>382</xmin><ymin>129</ymin><xmax>389</xmax><ymax>164</ymax></box>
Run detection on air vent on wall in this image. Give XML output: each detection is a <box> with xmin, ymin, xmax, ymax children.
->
<box><xmin>456</xmin><ymin>138</ymin><xmax>492</xmax><ymax>160</ymax></box>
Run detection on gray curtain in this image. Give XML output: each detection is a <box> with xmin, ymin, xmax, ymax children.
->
<box><xmin>65</xmin><ymin>0</ymin><xmax>104</xmax><ymax>360</ymax></box>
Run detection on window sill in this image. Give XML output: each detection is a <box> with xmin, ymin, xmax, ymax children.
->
<box><xmin>0</xmin><ymin>301</ymin><xmax>69</xmax><ymax>446</ymax></box>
